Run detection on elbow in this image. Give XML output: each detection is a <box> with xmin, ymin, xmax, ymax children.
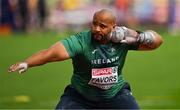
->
<box><xmin>155</xmin><ymin>33</ymin><xmax>163</xmax><ymax>48</ymax></box>
<box><xmin>39</xmin><ymin>49</ymin><xmax>52</xmax><ymax>63</ymax></box>
<box><xmin>149</xmin><ymin>30</ymin><xmax>163</xmax><ymax>49</ymax></box>
<box><xmin>151</xmin><ymin>34</ymin><xmax>163</xmax><ymax>50</ymax></box>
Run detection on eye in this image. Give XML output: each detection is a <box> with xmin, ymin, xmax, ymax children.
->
<box><xmin>100</xmin><ymin>24</ymin><xmax>107</xmax><ymax>29</ymax></box>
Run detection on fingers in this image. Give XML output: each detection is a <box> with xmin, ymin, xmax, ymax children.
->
<box><xmin>109</xmin><ymin>26</ymin><xmax>126</xmax><ymax>43</ymax></box>
<box><xmin>8</xmin><ymin>62</ymin><xmax>28</xmax><ymax>74</ymax></box>
<box><xmin>8</xmin><ymin>63</ymin><xmax>20</xmax><ymax>73</ymax></box>
<box><xmin>120</xmin><ymin>40</ymin><xmax>128</xmax><ymax>43</ymax></box>
<box><xmin>120</xmin><ymin>36</ymin><xmax>138</xmax><ymax>44</ymax></box>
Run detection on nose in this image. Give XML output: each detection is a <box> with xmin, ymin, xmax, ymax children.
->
<box><xmin>94</xmin><ymin>26</ymin><xmax>101</xmax><ymax>32</ymax></box>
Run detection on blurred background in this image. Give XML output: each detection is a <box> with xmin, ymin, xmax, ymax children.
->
<box><xmin>0</xmin><ymin>0</ymin><xmax>180</xmax><ymax>33</ymax></box>
<box><xmin>0</xmin><ymin>0</ymin><xmax>180</xmax><ymax>109</ymax></box>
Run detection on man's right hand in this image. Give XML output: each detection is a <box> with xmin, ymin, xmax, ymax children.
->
<box><xmin>8</xmin><ymin>62</ymin><xmax>28</xmax><ymax>74</ymax></box>
<box><xmin>109</xmin><ymin>26</ymin><xmax>139</xmax><ymax>44</ymax></box>
<box><xmin>108</xmin><ymin>26</ymin><xmax>126</xmax><ymax>43</ymax></box>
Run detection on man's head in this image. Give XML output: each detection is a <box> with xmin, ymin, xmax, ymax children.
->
<box><xmin>91</xmin><ymin>9</ymin><xmax>116</xmax><ymax>43</ymax></box>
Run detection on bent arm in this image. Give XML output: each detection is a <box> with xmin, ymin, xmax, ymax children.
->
<box><xmin>137</xmin><ymin>30</ymin><xmax>163</xmax><ymax>50</ymax></box>
<box><xmin>123</xmin><ymin>28</ymin><xmax>163</xmax><ymax>50</ymax></box>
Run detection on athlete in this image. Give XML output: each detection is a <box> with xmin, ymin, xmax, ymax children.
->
<box><xmin>8</xmin><ymin>9</ymin><xmax>163</xmax><ymax>109</ymax></box>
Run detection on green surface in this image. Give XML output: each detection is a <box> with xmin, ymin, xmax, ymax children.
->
<box><xmin>0</xmin><ymin>31</ymin><xmax>180</xmax><ymax>109</ymax></box>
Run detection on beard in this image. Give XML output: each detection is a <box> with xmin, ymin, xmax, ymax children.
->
<box><xmin>93</xmin><ymin>33</ymin><xmax>103</xmax><ymax>41</ymax></box>
<box><xmin>92</xmin><ymin>32</ymin><xmax>109</xmax><ymax>42</ymax></box>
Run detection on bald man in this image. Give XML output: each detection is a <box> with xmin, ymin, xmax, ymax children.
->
<box><xmin>8</xmin><ymin>9</ymin><xmax>163</xmax><ymax>109</ymax></box>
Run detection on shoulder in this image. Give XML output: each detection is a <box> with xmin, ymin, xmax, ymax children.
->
<box><xmin>62</xmin><ymin>30</ymin><xmax>91</xmax><ymax>42</ymax></box>
<box><xmin>75</xmin><ymin>30</ymin><xmax>91</xmax><ymax>41</ymax></box>
<box><xmin>72</xmin><ymin>30</ymin><xmax>92</xmax><ymax>46</ymax></box>
<box><xmin>60</xmin><ymin>30</ymin><xmax>91</xmax><ymax>57</ymax></box>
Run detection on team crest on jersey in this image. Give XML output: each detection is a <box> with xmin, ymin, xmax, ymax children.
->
<box><xmin>92</xmin><ymin>49</ymin><xmax>98</xmax><ymax>54</ymax></box>
<box><xmin>88</xmin><ymin>66</ymin><xmax>118</xmax><ymax>90</ymax></box>
<box><xmin>111</xmin><ymin>47</ymin><xmax>116</xmax><ymax>52</ymax></box>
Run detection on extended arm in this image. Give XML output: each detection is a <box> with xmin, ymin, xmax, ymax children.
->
<box><xmin>8</xmin><ymin>42</ymin><xmax>70</xmax><ymax>73</ymax></box>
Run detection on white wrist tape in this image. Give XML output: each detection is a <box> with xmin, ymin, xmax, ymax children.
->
<box><xmin>18</xmin><ymin>62</ymin><xmax>28</xmax><ymax>74</ymax></box>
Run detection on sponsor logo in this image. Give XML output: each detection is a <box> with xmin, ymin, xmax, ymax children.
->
<box><xmin>92</xmin><ymin>67</ymin><xmax>112</xmax><ymax>76</ymax></box>
<box><xmin>110</xmin><ymin>47</ymin><xmax>116</xmax><ymax>52</ymax></box>
<box><xmin>91</xmin><ymin>75</ymin><xmax>117</xmax><ymax>84</ymax></box>
<box><xmin>88</xmin><ymin>66</ymin><xmax>118</xmax><ymax>90</ymax></box>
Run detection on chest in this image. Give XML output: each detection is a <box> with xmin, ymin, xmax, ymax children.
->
<box><xmin>83</xmin><ymin>44</ymin><xmax>128</xmax><ymax>68</ymax></box>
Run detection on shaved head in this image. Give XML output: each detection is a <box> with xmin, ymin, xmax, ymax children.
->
<box><xmin>91</xmin><ymin>9</ymin><xmax>117</xmax><ymax>44</ymax></box>
<box><xmin>94</xmin><ymin>9</ymin><xmax>116</xmax><ymax>25</ymax></box>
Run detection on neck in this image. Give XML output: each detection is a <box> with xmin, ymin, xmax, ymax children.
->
<box><xmin>99</xmin><ymin>39</ymin><xmax>109</xmax><ymax>44</ymax></box>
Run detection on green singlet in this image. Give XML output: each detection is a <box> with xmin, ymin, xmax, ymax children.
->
<box><xmin>61</xmin><ymin>30</ymin><xmax>138</xmax><ymax>101</ymax></box>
